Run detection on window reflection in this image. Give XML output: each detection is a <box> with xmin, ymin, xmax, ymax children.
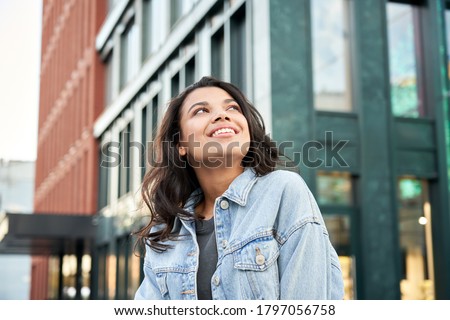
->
<box><xmin>61</xmin><ymin>254</ymin><xmax>77</xmax><ymax>299</ymax></box>
<box><xmin>120</xmin><ymin>21</ymin><xmax>138</xmax><ymax>89</ymax></box>
<box><xmin>312</xmin><ymin>0</ymin><xmax>353</xmax><ymax>112</ymax></box>
<box><xmin>387</xmin><ymin>3</ymin><xmax>421</xmax><ymax>117</ymax></box>
<box><xmin>47</xmin><ymin>256</ymin><xmax>60</xmax><ymax>299</ymax></box>
<box><xmin>211</xmin><ymin>27</ymin><xmax>224</xmax><ymax>80</ymax></box>
<box><xmin>445</xmin><ymin>10</ymin><xmax>450</xmax><ymax>80</ymax></box>
<box><xmin>397</xmin><ymin>178</ymin><xmax>434</xmax><ymax>299</ymax></box>
<box><xmin>317</xmin><ymin>171</ymin><xmax>353</xmax><ymax>206</ymax></box>
<box><xmin>105</xmin><ymin>52</ymin><xmax>114</xmax><ymax>106</ymax></box>
<box><xmin>142</xmin><ymin>0</ymin><xmax>153</xmax><ymax>60</ymax></box>
<box><xmin>323</xmin><ymin>215</ymin><xmax>354</xmax><ymax>300</ymax></box>
<box><xmin>108</xmin><ymin>254</ymin><xmax>117</xmax><ymax>300</ymax></box>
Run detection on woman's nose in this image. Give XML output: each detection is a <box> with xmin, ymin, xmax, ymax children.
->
<box><xmin>212</xmin><ymin>110</ymin><xmax>230</xmax><ymax>122</ymax></box>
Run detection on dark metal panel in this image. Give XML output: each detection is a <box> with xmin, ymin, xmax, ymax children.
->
<box><xmin>316</xmin><ymin>112</ymin><xmax>360</xmax><ymax>144</ymax></box>
<box><xmin>315</xmin><ymin>145</ymin><xmax>359</xmax><ymax>174</ymax></box>
<box><xmin>396</xmin><ymin>150</ymin><xmax>437</xmax><ymax>177</ymax></box>
<box><xmin>394</xmin><ymin>118</ymin><xmax>436</xmax><ymax>150</ymax></box>
<box><xmin>316</xmin><ymin>112</ymin><xmax>360</xmax><ymax>173</ymax></box>
<box><xmin>0</xmin><ymin>213</ymin><xmax>96</xmax><ymax>255</ymax></box>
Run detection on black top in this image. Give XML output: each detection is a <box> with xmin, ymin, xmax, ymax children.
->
<box><xmin>195</xmin><ymin>217</ymin><xmax>218</xmax><ymax>300</ymax></box>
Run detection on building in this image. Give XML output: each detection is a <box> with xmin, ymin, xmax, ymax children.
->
<box><xmin>92</xmin><ymin>0</ymin><xmax>450</xmax><ymax>299</ymax></box>
<box><xmin>1</xmin><ymin>0</ymin><xmax>449</xmax><ymax>300</ymax></box>
<box><xmin>0</xmin><ymin>160</ymin><xmax>35</xmax><ymax>299</ymax></box>
<box><xmin>31</xmin><ymin>0</ymin><xmax>106</xmax><ymax>299</ymax></box>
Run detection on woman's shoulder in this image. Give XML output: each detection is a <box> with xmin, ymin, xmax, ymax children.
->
<box><xmin>256</xmin><ymin>168</ymin><xmax>314</xmax><ymax>200</ymax></box>
<box><xmin>259</xmin><ymin>168</ymin><xmax>307</xmax><ymax>187</ymax></box>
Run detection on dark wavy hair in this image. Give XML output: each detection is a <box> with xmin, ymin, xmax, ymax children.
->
<box><xmin>135</xmin><ymin>76</ymin><xmax>280</xmax><ymax>253</ymax></box>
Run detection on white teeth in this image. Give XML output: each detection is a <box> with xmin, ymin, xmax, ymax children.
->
<box><xmin>211</xmin><ymin>128</ymin><xmax>235</xmax><ymax>137</ymax></box>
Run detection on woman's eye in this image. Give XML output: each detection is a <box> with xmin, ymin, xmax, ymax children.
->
<box><xmin>227</xmin><ymin>105</ymin><xmax>241</xmax><ymax>111</ymax></box>
<box><xmin>193</xmin><ymin>108</ymin><xmax>208</xmax><ymax>115</ymax></box>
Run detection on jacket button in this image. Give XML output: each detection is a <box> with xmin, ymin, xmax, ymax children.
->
<box><xmin>213</xmin><ymin>275</ymin><xmax>220</xmax><ymax>286</ymax></box>
<box><xmin>221</xmin><ymin>240</ymin><xmax>228</xmax><ymax>249</ymax></box>
<box><xmin>220</xmin><ymin>200</ymin><xmax>229</xmax><ymax>210</ymax></box>
<box><xmin>256</xmin><ymin>254</ymin><xmax>265</xmax><ymax>265</ymax></box>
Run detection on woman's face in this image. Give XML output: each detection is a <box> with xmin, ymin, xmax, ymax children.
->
<box><xmin>178</xmin><ymin>86</ymin><xmax>250</xmax><ymax>168</ymax></box>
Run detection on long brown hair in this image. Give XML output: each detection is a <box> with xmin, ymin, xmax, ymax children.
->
<box><xmin>135</xmin><ymin>76</ymin><xmax>280</xmax><ymax>252</ymax></box>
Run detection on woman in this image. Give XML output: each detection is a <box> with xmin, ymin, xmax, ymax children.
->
<box><xmin>134</xmin><ymin>76</ymin><xmax>344</xmax><ymax>300</ymax></box>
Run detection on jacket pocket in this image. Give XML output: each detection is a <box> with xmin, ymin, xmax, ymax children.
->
<box><xmin>232</xmin><ymin>233</ymin><xmax>280</xmax><ymax>299</ymax></box>
<box><xmin>155</xmin><ymin>272</ymin><xmax>169</xmax><ymax>297</ymax></box>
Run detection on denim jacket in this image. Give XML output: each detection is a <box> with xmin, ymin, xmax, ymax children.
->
<box><xmin>135</xmin><ymin>168</ymin><xmax>344</xmax><ymax>300</ymax></box>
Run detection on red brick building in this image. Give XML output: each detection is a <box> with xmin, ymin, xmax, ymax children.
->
<box><xmin>32</xmin><ymin>0</ymin><xmax>106</xmax><ymax>299</ymax></box>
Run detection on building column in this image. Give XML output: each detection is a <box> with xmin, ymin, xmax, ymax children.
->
<box><xmin>352</xmin><ymin>0</ymin><xmax>400</xmax><ymax>299</ymax></box>
<box><xmin>422</xmin><ymin>0</ymin><xmax>450</xmax><ymax>299</ymax></box>
<box><xmin>269</xmin><ymin>0</ymin><xmax>315</xmax><ymax>189</ymax></box>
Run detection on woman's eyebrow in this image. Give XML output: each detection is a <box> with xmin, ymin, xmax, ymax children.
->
<box><xmin>188</xmin><ymin>99</ymin><xmax>237</xmax><ymax>113</ymax></box>
<box><xmin>188</xmin><ymin>101</ymin><xmax>208</xmax><ymax>113</ymax></box>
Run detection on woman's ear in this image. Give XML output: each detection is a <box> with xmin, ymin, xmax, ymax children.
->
<box><xmin>179</xmin><ymin>146</ymin><xmax>187</xmax><ymax>156</ymax></box>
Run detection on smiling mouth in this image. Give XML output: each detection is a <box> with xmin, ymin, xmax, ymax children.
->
<box><xmin>211</xmin><ymin>128</ymin><xmax>237</xmax><ymax>137</ymax></box>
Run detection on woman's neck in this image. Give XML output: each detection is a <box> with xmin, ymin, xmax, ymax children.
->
<box><xmin>193</xmin><ymin>166</ymin><xmax>244</xmax><ymax>219</ymax></box>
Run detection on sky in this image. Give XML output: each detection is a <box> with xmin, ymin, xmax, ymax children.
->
<box><xmin>0</xmin><ymin>0</ymin><xmax>42</xmax><ymax>161</ymax></box>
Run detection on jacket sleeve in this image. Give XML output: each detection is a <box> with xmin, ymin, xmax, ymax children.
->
<box><xmin>277</xmin><ymin>221</ymin><xmax>344</xmax><ymax>299</ymax></box>
<box><xmin>275</xmin><ymin>172</ymin><xmax>344</xmax><ymax>300</ymax></box>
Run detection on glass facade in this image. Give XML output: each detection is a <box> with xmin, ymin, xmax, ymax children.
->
<box><xmin>397</xmin><ymin>178</ymin><xmax>434</xmax><ymax>299</ymax></box>
<box><xmin>317</xmin><ymin>171</ymin><xmax>355</xmax><ymax>299</ymax></box>
<box><xmin>104</xmin><ymin>52</ymin><xmax>114</xmax><ymax>106</ymax></box>
<box><xmin>387</xmin><ymin>3</ymin><xmax>422</xmax><ymax>117</ymax></box>
<box><xmin>120</xmin><ymin>20</ymin><xmax>139</xmax><ymax>89</ymax></box>
<box><xmin>323</xmin><ymin>215</ymin><xmax>353</xmax><ymax>300</ymax></box>
<box><xmin>317</xmin><ymin>171</ymin><xmax>353</xmax><ymax>206</ymax></box>
<box><xmin>142</xmin><ymin>0</ymin><xmax>153</xmax><ymax>60</ymax></box>
<box><xmin>312</xmin><ymin>0</ymin><xmax>353</xmax><ymax>112</ymax></box>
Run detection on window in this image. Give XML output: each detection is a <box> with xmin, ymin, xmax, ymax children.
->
<box><xmin>317</xmin><ymin>171</ymin><xmax>353</xmax><ymax>206</ymax></box>
<box><xmin>209</xmin><ymin>3</ymin><xmax>248</xmax><ymax>93</ymax></box>
<box><xmin>152</xmin><ymin>95</ymin><xmax>159</xmax><ymax>140</ymax></box>
<box><xmin>80</xmin><ymin>255</ymin><xmax>91</xmax><ymax>300</ymax></box>
<box><xmin>61</xmin><ymin>255</ymin><xmax>77</xmax><ymax>299</ymax></box>
<box><xmin>323</xmin><ymin>215</ymin><xmax>354</xmax><ymax>300</ymax></box>
<box><xmin>170</xmin><ymin>0</ymin><xmax>195</xmax><ymax>28</ymax></box>
<box><xmin>317</xmin><ymin>171</ymin><xmax>355</xmax><ymax>299</ymax></box>
<box><xmin>97</xmin><ymin>245</ymin><xmax>109</xmax><ymax>300</ymax></box>
<box><xmin>230</xmin><ymin>5</ymin><xmax>246</xmax><ymax>93</ymax></box>
<box><xmin>98</xmin><ymin>142</ymin><xmax>111</xmax><ymax>209</ymax></box>
<box><xmin>47</xmin><ymin>256</ymin><xmax>60</xmax><ymax>299</ymax></box>
<box><xmin>141</xmin><ymin>106</ymin><xmax>148</xmax><ymax>179</ymax></box>
<box><xmin>444</xmin><ymin>6</ymin><xmax>450</xmax><ymax>81</ymax></box>
<box><xmin>128</xmin><ymin>237</ymin><xmax>143</xmax><ymax>299</ymax></box>
<box><xmin>105</xmin><ymin>51</ymin><xmax>114</xmax><ymax>106</ymax></box>
<box><xmin>141</xmin><ymin>94</ymin><xmax>159</xmax><ymax>179</ymax></box>
<box><xmin>387</xmin><ymin>3</ymin><xmax>423</xmax><ymax>117</ymax></box>
<box><xmin>142</xmin><ymin>0</ymin><xmax>153</xmax><ymax>60</ymax></box>
<box><xmin>185</xmin><ymin>57</ymin><xmax>196</xmax><ymax>87</ymax></box>
<box><xmin>116</xmin><ymin>236</ymin><xmax>129</xmax><ymax>299</ymax></box>
<box><xmin>312</xmin><ymin>0</ymin><xmax>353</xmax><ymax>112</ymax></box>
<box><xmin>171</xmin><ymin>73</ymin><xmax>180</xmax><ymax>97</ymax></box>
<box><xmin>211</xmin><ymin>27</ymin><xmax>224</xmax><ymax>80</ymax></box>
<box><xmin>397</xmin><ymin>177</ymin><xmax>434</xmax><ymax>299</ymax></box>
<box><xmin>170</xmin><ymin>0</ymin><xmax>183</xmax><ymax>27</ymax></box>
<box><xmin>118</xmin><ymin>123</ymin><xmax>131</xmax><ymax>198</ymax></box>
<box><xmin>120</xmin><ymin>21</ymin><xmax>139</xmax><ymax>89</ymax></box>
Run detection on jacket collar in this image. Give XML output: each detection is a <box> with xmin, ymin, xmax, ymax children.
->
<box><xmin>222</xmin><ymin>167</ymin><xmax>258</xmax><ymax>206</ymax></box>
<box><xmin>184</xmin><ymin>167</ymin><xmax>258</xmax><ymax>212</ymax></box>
